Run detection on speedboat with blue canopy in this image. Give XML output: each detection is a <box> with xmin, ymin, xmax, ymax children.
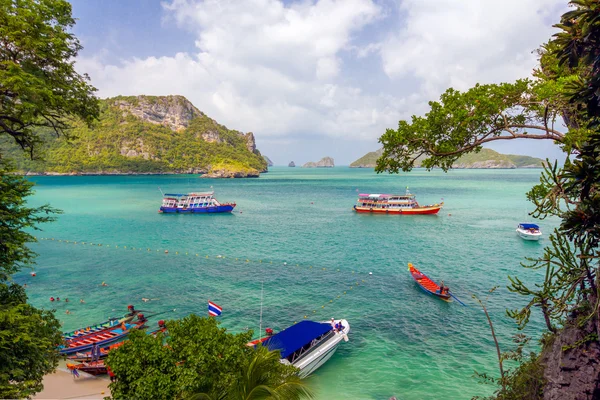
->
<box><xmin>516</xmin><ymin>223</ymin><xmax>542</xmax><ymax>241</ymax></box>
<box><xmin>248</xmin><ymin>319</ymin><xmax>350</xmax><ymax>378</ymax></box>
<box><xmin>159</xmin><ymin>191</ymin><xmax>236</xmax><ymax>213</ymax></box>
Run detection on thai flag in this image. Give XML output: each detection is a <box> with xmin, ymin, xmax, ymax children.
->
<box><xmin>208</xmin><ymin>301</ymin><xmax>222</xmax><ymax>317</ymax></box>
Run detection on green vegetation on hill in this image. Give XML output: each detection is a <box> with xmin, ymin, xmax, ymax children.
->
<box><xmin>350</xmin><ymin>148</ymin><xmax>544</xmax><ymax>168</ymax></box>
<box><xmin>0</xmin><ymin>97</ymin><xmax>267</xmax><ymax>176</ymax></box>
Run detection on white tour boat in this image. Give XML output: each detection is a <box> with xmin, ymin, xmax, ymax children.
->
<box><xmin>248</xmin><ymin>319</ymin><xmax>350</xmax><ymax>378</ymax></box>
<box><xmin>516</xmin><ymin>223</ymin><xmax>542</xmax><ymax>241</ymax></box>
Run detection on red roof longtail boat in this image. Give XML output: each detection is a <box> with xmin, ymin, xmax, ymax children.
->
<box><xmin>59</xmin><ymin>314</ymin><xmax>148</xmax><ymax>355</ymax></box>
<box><xmin>408</xmin><ymin>263</ymin><xmax>451</xmax><ymax>301</ymax></box>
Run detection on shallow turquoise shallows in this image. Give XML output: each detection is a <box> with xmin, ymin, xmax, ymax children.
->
<box><xmin>17</xmin><ymin>167</ymin><xmax>556</xmax><ymax>400</ymax></box>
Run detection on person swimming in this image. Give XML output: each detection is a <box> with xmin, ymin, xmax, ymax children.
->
<box><xmin>101</xmin><ymin>282</ymin><xmax>108</xmax><ymax>287</ymax></box>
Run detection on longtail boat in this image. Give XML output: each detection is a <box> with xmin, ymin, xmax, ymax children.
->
<box><xmin>67</xmin><ymin>321</ymin><xmax>167</xmax><ymax>362</ymax></box>
<box><xmin>62</xmin><ymin>305</ymin><xmax>139</xmax><ymax>340</ymax></box>
<box><xmin>408</xmin><ymin>263</ymin><xmax>451</xmax><ymax>301</ymax></box>
<box><xmin>67</xmin><ymin>360</ymin><xmax>108</xmax><ymax>376</ymax></box>
<box><xmin>59</xmin><ymin>314</ymin><xmax>148</xmax><ymax>355</ymax></box>
<box><xmin>353</xmin><ymin>188</ymin><xmax>443</xmax><ymax>215</ymax></box>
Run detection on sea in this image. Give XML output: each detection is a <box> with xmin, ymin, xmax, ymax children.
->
<box><xmin>15</xmin><ymin>167</ymin><xmax>557</xmax><ymax>400</ymax></box>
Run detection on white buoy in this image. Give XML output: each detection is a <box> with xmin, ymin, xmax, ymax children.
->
<box><xmin>284</xmin><ymin>262</ymin><xmax>287</xmax><ymax>265</ymax></box>
<box><xmin>369</xmin><ymin>272</ymin><xmax>373</xmax><ymax>275</ymax></box>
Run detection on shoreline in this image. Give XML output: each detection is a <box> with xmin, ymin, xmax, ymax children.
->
<box><xmin>34</xmin><ymin>364</ymin><xmax>110</xmax><ymax>400</ymax></box>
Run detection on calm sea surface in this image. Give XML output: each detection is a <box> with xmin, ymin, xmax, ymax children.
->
<box><xmin>17</xmin><ymin>167</ymin><xmax>556</xmax><ymax>399</ymax></box>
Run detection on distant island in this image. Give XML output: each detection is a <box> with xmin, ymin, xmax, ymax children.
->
<box><xmin>288</xmin><ymin>161</ymin><xmax>296</xmax><ymax>167</ymax></box>
<box><xmin>263</xmin><ymin>155</ymin><xmax>274</xmax><ymax>167</ymax></box>
<box><xmin>350</xmin><ymin>148</ymin><xmax>545</xmax><ymax>169</ymax></box>
<box><xmin>1</xmin><ymin>95</ymin><xmax>268</xmax><ymax>178</ymax></box>
<box><xmin>302</xmin><ymin>157</ymin><xmax>334</xmax><ymax>168</ymax></box>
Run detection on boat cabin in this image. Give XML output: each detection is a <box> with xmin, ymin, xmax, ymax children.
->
<box><xmin>356</xmin><ymin>193</ymin><xmax>418</xmax><ymax>209</ymax></box>
<box><xmin>518</xmin><ymin>223</ymin><xmax>540</xmax><ymax>233</ymax></box>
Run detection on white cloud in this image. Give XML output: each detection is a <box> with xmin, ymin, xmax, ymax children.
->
<box><xmin>76</xmin><ymin>0</ymin><xmax>568</xmax><ymax>153</ymax></box>
<box><xmin>381</xmin><ymin>0</ymin><xmax>568</xmax><ymax>97</ymax></box>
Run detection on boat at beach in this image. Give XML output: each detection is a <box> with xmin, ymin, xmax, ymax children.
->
<box><xmin>408</xmin><ymin>263</ymin><xmax>451</xmax><ymax>301</ymax></box>
<box><xmin>67</xmin><ymin>321</ymin><xmax>167</xmax><ymax>362</ymax></box>
<box><xmin>62</xmin><ymin>305</ymin><xmax>139</xmax><ymax>340</ymax></box>
<box><xmin>248</xmin><ymin>319</ymin><xmax>350</xmax><ymax>378</ymax></box>
<box><xmin>516</xmin><ymin>223</ymin><xmax>542</xmax><ymax>241</ymax></box>
<box><xmin>67</xmin><ymin>360</ymin><xmax>108</xmax><ymax>376</ymax></box>
<box><xmin>59</xmin><ymin>314</ymin><xmax>148</xmax><ymax>355</ymax></box>
<box><xmin>159</xmin><ymin>191</ymin><xmax>236</xmax><ymax>213</ymax></box>
<box><xmin>353</xmin><ymin>188</ymin><xmax>443</xmax><ymax>215</ymax></box>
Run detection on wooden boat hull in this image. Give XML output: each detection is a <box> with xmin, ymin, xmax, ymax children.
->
<box><xmin>353</xmin><ymin>204</ymin><xmax>443</xmax><ymax>215</ymax></box>
<box><xmin>63</xmin><ymin>313</ymin><xmax>137</xmax><ymax>340</ymax></box>
<box><xmin>60</xmin><ymin>321</ymin><xmax>145</xmax><ymax>355</ymax></box>
<box><xmin>67</xmin><ymin>361</ymin><xmax>107</xmax><ymax>375</ymax></box>
<box><xmin>408</xmin><ymin>263</ymin><xmax>451</xmax><ymax>301</ymax></box>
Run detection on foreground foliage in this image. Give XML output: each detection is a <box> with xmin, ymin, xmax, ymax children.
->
<box><xmin>0</xmin><ymin>283</ymin><xmax>62</xmax><ymax>399</ymax></box>
<box><xmin>1</xmin><ymin>0</ymin><xmax>99</xmax><ymax>397</ymax></box>
<box><xmin>107</xmin><ymin>315</ymin><xmax>312</xmax><ymax>400</ymax></box>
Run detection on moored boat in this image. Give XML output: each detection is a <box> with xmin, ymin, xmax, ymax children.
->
<box><xmin>249</xmin><ymin>319</ymin><xmax>350</xmax><ymax>378</ymax></box>
<box><xmin>59</xmin><ymin>314</ymin><xmax>148</xmax><ymax>355</ymax></box>
<box><xmin>67</xmin><ymin>320</ymin><xmax>167</xmax><ymax>362</ymax></box>
<box><xmin>353</xmin><ymin>188</ymin><xmax>442</xmax><ymax>215</ymax></box>
<box><xmin>62</xmin><ymin>305</ymin><xmax>139</xmax><ymax>340</ymax></box>
<box><xmin>408</xmin><ymin>263</ymin><xmax>451</xmax><ymax>301</ymax></box>
<box><xmin>159</xmin><ymin>191</ymin><xmax>236</xmax><ymax>214</ymax></box>
<box><xmin>67</xmin><ymin>360</ymin><xmax>108</xmax><ymax>376</ymax></box>
<box><xmin>516</xmin><ymin>223</ymin><xmax>542</xmax><ymax>241</ymax></box>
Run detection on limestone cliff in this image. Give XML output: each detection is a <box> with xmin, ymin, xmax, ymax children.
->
<box><xmin>3</xmin><ymin>95</ymin><xmax>267</xmax><ymax>178</ymax></box>
<box><xmin>302</xmin><ymin>157</ymin><xmax>334</xmax><ymax>168</ymax></box>
<box><xmin>288</xmin><ymin>161</ymin><xmax>296</xmax><ymax>167</ymax></box>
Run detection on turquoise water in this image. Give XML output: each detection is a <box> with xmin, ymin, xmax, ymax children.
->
<box><xmin>16</xmin><ymin>167</ymin><xmax>556</xmax><ymax>399</ymax></box>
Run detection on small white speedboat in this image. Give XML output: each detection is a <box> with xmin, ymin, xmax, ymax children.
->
<box><xmin>516</xmin><ymin>223</ymin><xmax>542</xmax><ymax>241</ymax></box>
<box><xmin>248</xmin><ymin>319</ymin><xmax>350</xmax><ymax>378</ymax></box>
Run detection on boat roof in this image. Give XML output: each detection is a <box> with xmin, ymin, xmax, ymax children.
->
<box><xmin>163</xmin><ymin>191</ymin><xmax>214</xmax><ymax>197</ymax></box>
<box><xmin>262</xmin><ymin>320</ymin><xmax>332</xmax><ymax>358</ymax></box>
<box><xmin>358</xmin><ymin>193</ymin><xmax>414</xmax><ymax>198</ymax></box>
<box><xmin>519</xmin><ymin>223</ymin><xmax>540</xmax><ymax>229</ymax></box>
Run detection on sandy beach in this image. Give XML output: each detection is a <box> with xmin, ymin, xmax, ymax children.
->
<box><xmin>34</xmin><ymin>366</ymin><xmax>110</xmax><ymax>400</ymax></box>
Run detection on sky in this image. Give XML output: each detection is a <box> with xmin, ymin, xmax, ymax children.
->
<box><xmin>71</xmin><ymin>0</ymin><xmax>570</xmax><ymax>165</ymax></box>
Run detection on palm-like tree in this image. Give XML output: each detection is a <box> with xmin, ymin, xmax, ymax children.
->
<box><xmin>191</xmin><ymin>346</ymin><xmax>313</xmax><ymax>400</ymax></box>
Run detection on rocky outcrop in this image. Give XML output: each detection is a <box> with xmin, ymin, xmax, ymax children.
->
<box><xmin>114</xmin><ymin>95</ymin><xmax>202</xmax><ymax>131</ymax></box>
<box><xmin>288</xmin><ymin>161</ymin><xmax>295</xmax><ymax>167</ymax></box>
<box><xmin>541</xmin><ymin>321</ymin><xmax>600</xmax><ymax>399</ymax></box>
<box><xmin>350</xmin><ymin>148</ymin><xmax>383</xmax><ymax>168</ymax></box>
<box><xmin>244</xmin><ymin>132</ymin><xmax>257</xmax><ymax>154</ymax></box>
<box><xmin>302</xmin><ymin>157</ymin><xmax>334</xmax><ymax>168</ymax></box>
<box><xmin>263</xmin><ymin>156</ymin><xmax>274</xmax><ymax>167</ymax></box>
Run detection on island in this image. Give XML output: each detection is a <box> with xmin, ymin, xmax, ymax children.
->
<box><xmin>263</xmin><ymin>156</ymin><xmax>274</xmax><ymax>167</ymax></box>
<box><xmin>350</xmin><ymin>148</ymin><xmax>544</xmax><ymax>169</ymax></box>
<box><xmin>1</xmin><ymin>95</ymin><xmax>268</xmax><ymax>178</ymax></box>
<box><xmin>288</xmin><ymin>161</ymin><xmax>296</xmax><ymax>167</ymax></box>
<box><xmin>302</xmin><ymin>157</ymin><xmax>334</xmax><ymax>168</ymax></box>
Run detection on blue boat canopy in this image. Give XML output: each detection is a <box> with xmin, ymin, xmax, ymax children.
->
<box><xmin>262</xmin><ymin>320</ymin><xmax>332</xmax><ymax>359</ymax></box>
<box><xmin>519</xmin><ymin>223</ymin><xmax>539</xmax><ymax>229</ymax></box>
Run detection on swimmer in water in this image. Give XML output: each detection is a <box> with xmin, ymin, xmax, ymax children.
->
<box><xmin>65</xmin><ymin>310</ymin><xmax>71</xmax><ymax>315</ymax></box>
<box><xmin>101</xmin><ymin>282</ymin><xmax>108</xmax><ymax>287</ymax></box>
<box><xmin>80</xmin><ymin>299</ymin><xmax>85</xmax><ymax>303</ymax></box>
<box><xmin>142</xmin><ymin>298</ymin><xmax>150</xmax><ymax>302</ymax></box>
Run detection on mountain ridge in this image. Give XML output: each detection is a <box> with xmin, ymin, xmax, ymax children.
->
<box><xmin>350</xmin><ymin>148</ymin><xmax>545</xmax><ymax>169</ymax></box>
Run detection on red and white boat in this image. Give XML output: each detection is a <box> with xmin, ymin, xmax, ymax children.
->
<box><xmin>353</xmin><ymin>188</ymin><xmax>443</xmax><ymax>215</ymax></box>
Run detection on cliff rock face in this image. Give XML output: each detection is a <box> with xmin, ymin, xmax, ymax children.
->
<box><xmin>303</xmin><ymin>157</ymin><xmax>334</xmax><ymax>168</ymax></box>
<box><xmin>288</xmin><ymin>161</ymin><xmax>296</xmax><ymax>167</ymax></box>
<box><xmin>541</xmin><ymin>321</ymin><xmax>600</xmax><ymax>399</ymax></box>
<box><xmin>244</xmin><ymin>132</ymin><xmax>257</xmax><ymax>154</ymax></box>
<box><xmin>114</xmin><ymin>95</ymin><xmax>201</xmax><ymax>132</ymax></box>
